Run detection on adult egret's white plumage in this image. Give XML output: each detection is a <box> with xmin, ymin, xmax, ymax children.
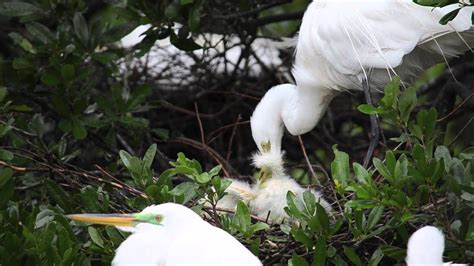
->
<box><xmin>251</xmin><ymin>0</ymin><xmax>473</xmax><ymax>161</ymax></box>
<box><xmin>68</xmin><ymin>203</ymin><xmax>262</xmax><ymax>266</ymax></box>
<box><xmin>406</xmin><ymin>226</ymin><xmax>468</xmax><ymax>266</ymax></box>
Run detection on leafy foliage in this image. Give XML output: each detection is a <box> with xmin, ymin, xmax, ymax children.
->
<box><xmin>412</xmin><ymin>0</ymin><xmax>473</xmax><ymax>24</ymax></box>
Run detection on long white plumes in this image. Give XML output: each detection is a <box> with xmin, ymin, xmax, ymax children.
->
<box><xmin>250</xmin><ymin>0</ymin><xmax>474</xmax><ymax>160</ymax></box>
<box><xmin>406</xmin><ymin>226</ymin><xmax>468</xmax><ymax>266</ymax></box>
<box><xmin>218</xmin><ymin>152</ymin><xmax>332</xmax><ymax>223</ymax></box>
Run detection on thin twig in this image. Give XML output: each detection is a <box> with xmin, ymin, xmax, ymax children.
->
<box><xmin>448</xmin><ymin>117</ymin><xmax>474</xmax><ymax>148</ymax></box>
<box><xmin>194</xmin><ymin>103</ymin><xmax>206</xmax><ymax>145</ymax></box>
<box><xmin>203</xmin><ymin>206</ymin><xmax>272</xmax><ymax>224</ymax></box>
<box><xmin>226</xmin><ymin>114</ymin><xmax>241</xmax><ymax>161</ymax></box>
<box><xmin>297</xmin><ymin>135</ymin><xmax>320</xmax><ymax>186</ymax></box>
<box><xmin>437</xmin><ymin>92</ymin><xmax>474</xmax><ymax>122</ymax></box>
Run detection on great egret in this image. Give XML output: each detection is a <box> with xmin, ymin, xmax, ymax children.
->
<box><xmin>251</xmin><ymin>0</ymin><xmax>473</xmax><ymax>166</ymax></box>
<box><xmin>68</xmin><ymin>203</ymin><xmax>262</xmax><ymax>265</ymax></box>
<box><xmin>406</xmin><ymin>226</ymin><xmax>468</xmax><ymax>266</ymax></box>
<box><xmin>218</xmin><ymin>152</ymin><xmax>331</xmax><ymax>223</ymax></box>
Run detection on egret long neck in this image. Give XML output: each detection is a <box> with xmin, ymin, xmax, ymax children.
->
<box><xmin>251</xmin><ymin>84</ymin><xmax>295</xmax><ymax>154</ymax></box>
<box><xmin>281</xmin><ymin>83</ymin><xmax>336</xmax><ymax>136</ymax></box>
<box><xmin>250</xmin><ymin>83</ymin><xmax>336</xmax><ymax>154</ymax></box>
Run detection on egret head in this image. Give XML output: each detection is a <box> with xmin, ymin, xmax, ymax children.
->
<box><xmin>250</xmin><ymin>84</ymin><xmax>297</xmax><ymax>155</ymax></box>
<box><xmin>250</xmin><ymin>82</ymin><xmax>336</xmax><ymax>159</ymax></box>
<box><xmin>67</xmin><ymin>203</ymin><xmax>202</xmax><ymax>232</ymax></box>
<box><xmin>406</xmin><ymin>226</ymin><xmax>445</xmax><ymax>266</ymax></box>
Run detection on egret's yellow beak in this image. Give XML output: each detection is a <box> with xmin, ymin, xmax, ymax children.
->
<box><xmin>258</xmin><ymin>166</ymin><xmax>272</xmax><ymax>184</ymax></box>
<box><xmin>66</xmin><ymin>213</ymin><xmax>137</xmax><ymax>227</ymax></box>
<box><xmin>257</xmin><ymin>141</ymin><xmax>273</xmax><ymax>185</ymax></box>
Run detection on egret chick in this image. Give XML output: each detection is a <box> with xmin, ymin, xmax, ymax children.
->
<box><xmin>217</xmin><ymin>151</ymin><xmax>331</xmax><ymax>223</ymax></box>
<box><xmin>68</xmin><ymin>203</ymin><xmax>262</xmax><ymax>266</ymax></box>
<box><xmin>216</xmin><ymin>179</ymin><xmax>255</xmax><ymax>210</ymax></box>
<box><xmin>406</xmin><ymin>225</ymin><xmax>468</xmax><ymax>266</ymax></box>
<box><xmin>251</xmin><ymin>152</ymin><xmax>332</xmax><ymax>223</ymax></box>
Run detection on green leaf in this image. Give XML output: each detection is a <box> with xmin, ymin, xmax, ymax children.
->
<box><xmin>0</xmin><ymin>87</ymin><xmax>7</xmax><ymax>102</ymax></box>
<box><xmin>0</xmin><ymin>168</ymin><xmax>14</xmax><ymax>188</ymax></box>
<box><xmin>331</xmin><ymin>145</ymin><xmax>350</xmax><ymax>190</ymax></box>
<box><xmin>460</xmin><ymin>147</ymin><xmax>474</xmax><ymax>160</ymax></box>
<box><xmin>251</xmin><ymin>222</ymin><xmax>269</xmax><ymax>233</ymax></box>
<box><xmin>145</xmin><ymin>185</ymin><xmax>159</xmax><ymax>198</ymax></box>
<box><xmin>41</xmin><ymin>68</ymin><xmax>61</xmax><ymax>86</ymax></box>
<box><xmin>102</xmin><ymin>24</ymin><xmax>138</xmax><ymax>44</ymax></box>
<box><xmin>71</xmin><ymin>119</ymin><xmax>87</xmax><ymax>139</ymax></box>
<box><xmin>394</xmin><ymin>154</ymin><xmax>408</xmax><ymax>181</ymax></box>
<box><xmin>290</xmin><ymin>226</ymin><xmax>313</xmax><ymax>248</ymax></box>
<box><xmin>45</xmin><ymin>180</ymin><xmax>71</xmax><ymax>211</ymax></box>
<box><xmin>353</xmin><ymin>162</ymin><xmax>370</xmax><ymax>184</ymax></box>
<box><xmin>381</xmin><ymin>77</ymin><xmax>400</xmax><ymax>108</ymax></box>
<box><xmin>289</xmin><ymin>253</ymin><xmax>308</xmax><ymax>266</ymax></box>
<box><xmin>233</xmin><ymin>200</ymin><xmax>250</xmax><ymax>234</ymax></box>
<box><xmin>367</xmin><ymin>206</ymin><xmax>384</xmax><ymax>230</ymax></box>
<box><xmin>143</xmin><ymin>144</ymin><xmax>157</xmax><ymax>169</ymax></box>
<box><xmin>439</xmin><ymin>8</ymin><xmax>460</xmax><ymax>25</ymax></box>
<box><xmin>285</xmin><ymin>191</ymin><xmax>306</xmax><ymax>219</ymax></box>
<box><xmin>314</xmin><ymin>236</ymin><xmax>327</xmax><ymax>266</ymax></box>
<box><xmin>196</xmin><ymin>172</ymin><xmax>211</xmax><ymax>184</ymax></box>
<box><xmin>169</xmin><ymin>182</ymin><xmax>198</xmax><ymax>203</ymax></box>
<box><xmin>381</xmin><ymin>245</ymin><xmax>406</xmax><ymax>260</ymax></box>
<box><xmin>303</xmin><ymin>190</ymin><xmax>316</xmax><ymax>215</ymax></box>
<box><xmin>61</xmin><ymin>64</ymin><xmax>75</xmax><ymax>81</ymax></box>
<box><xmin>434</xmin><ymin>145</ymin><xmax>452</xmax><ymax>170</ymax></box>
<box><xmin>92</xmin><ymin>52</ymin><xmax>119</xmax><ymax>64</ymax></box>
<box><xmin>208</xmin><ymin>165</ymin><xmax>222</xmax><ymax>177</ymax></box>
<box><xmin>188</xmin><ymin>4</ymin><xmax>201</xmax><ymax>32</ymax></box>
<box><xmin>9</xmin><ymin>32</ymin><xmax>36</xmax><ymax>53</ymax></box>
<box><xmin>398</xmin><ymin>87</ymin><xmax>417</xmax><ymax>123</ymax></box>
<box><xmin>0</xmin><ymin>2</ymin><xmax>41</xmax><ymax>17</ymax></box>
<box><xmin>174</xmin><ymin>165</ymin><xmax>197</xmax><ymax>175</ymax></box>
<box><xmin>119</xmin><ymin>150</ymin><xmax>133</xmax><ymax>170</ymax></box>
<box><xmin>343</xmin><ymin>246</ymin><xmax>362</xmax><ymax>266</ymax></box>
<box><xmin>373</xmin><ymin>158</ymin><xmax>392</xmax><ymax>182</ymax></box>
<box><xmin>170</xmin><ymin>31</ymin><xmax>202</xmax><ymax>51</ymax></box>
<box><xmin>73</xmin><ymin>13</ymin><xmax>89</xmax><ymax>46</ymax></box>
<box><xmin>316</xmin><ymin>203</ymin><xmax>330</xmax><ymax>232</ymax></box>
<box><xmin>0</xmin><ymin>149</ymin><xmax>14</xmax><ymax>161</ymax></box>
<box><xmin>88</xmin><ymin>227</ymin><xmax>104</xmax><ymax>248</ymax></box>
<box><xmin>368</xmin><ymin>248</ymin><xmax>384</xmax><ymax>266</ymax></box>
<box><xmin>35</xmin><ymin>209</ymin><xmax>55</xmax><ymax>229</ymax></box>
<box><xmin>413</xmin><ymin>0</ymin><xmax>443</xmax><ymax>6</ymax></box>
<box><xmin>357</xmin><ymin>104</ymin><xmax>381</xmax><ymax>115</ymax></box>
<box><xmin>26</xmin><ymin>22</ymin><xmax>55</xmax><ymax>44</ymax></box>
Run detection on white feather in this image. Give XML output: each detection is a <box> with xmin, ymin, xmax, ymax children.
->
<box><xmin>218</xmin><ymin>153</ymin><xmax>331</xmax><ymax>223</ymax></box>
<box><xmin>250</xmin><ymin>0</ymin><xmax>473</xmax><ymax>154</ymax></box>
<box><xmin>251</xmin><ymin>175</ymin><xmax>332</xmax><ymax>223</ymax></box>
<box><xmin>112</xmin><ymin>203</ymin><xmax>262</xmax><ymax>266</ymax></box>
<box><xmin>406</xmin><ymin>226</ymin><xmax>468</xmax><ymax>266</ymax></box>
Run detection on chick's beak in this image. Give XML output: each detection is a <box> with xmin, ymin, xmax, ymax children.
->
<box><xmin>66</xmin><ymin>213</ymin><xmax>138</xmax><ymax>227</ymax></box>
<box><xmin>258</xmin><ymin>166</ymin><xmax>272</xmax><ymax>184</ymax></box>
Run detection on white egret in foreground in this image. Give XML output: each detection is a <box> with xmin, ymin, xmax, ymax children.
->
<box><xmin>219</xmin><ymin>152</ymin><xmax>331</xmax><ymax>223</ymax></box>
<box><xmin>68</xmin><ymin>203</ymin><xmax>262</xmax><ymax>265</ymax></box>
<box><xmin>406</xmin><ymin>226</ymin><xmax>468</xmax><ymax>266</ymax></box>
<box><xmin>251</xmin><ymin>0</ymin><xmax>473</xmax><ymax>167</ymax></box>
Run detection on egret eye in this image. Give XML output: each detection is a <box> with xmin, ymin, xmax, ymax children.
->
<box><xmin>155</xmin><ymin>215</ymin><xmax>163</xmax><ymax>222</ymax></box>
